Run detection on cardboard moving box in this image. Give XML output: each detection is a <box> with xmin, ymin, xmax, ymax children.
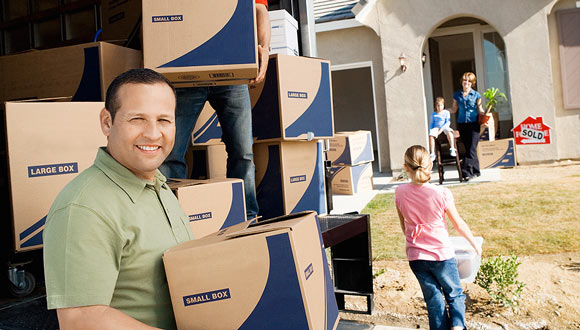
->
<box><xmin>269</xmin><ymin>10</ymin><xmax>299</xmax><ymax>56</ymax></box>
<box><xmin>327</xmin><ymin>131</ymin><xmax>374</xmax><ymax>166</ymax></box>
<box><xmin>142</xmin><ymin>0</ymin><xmax>258</xmax><ymax>85</ymax></box>
<box><xmin>329</xmin><ymin>163</ymin><xmax>373</xmax><ymax>195</ymax></box>
<box><xmin>191</xmin><ymin>102</ymin><xmax>222</xmax><ymax>145</ymax></box>
<box><xmin>4</xmin><ymin>100</ymin><xmax>106</xmax><ymax>252</ymax></box>
<box><xmin>254</xmin><ymin>141</ymin><xmax>326</xmax><ymax>220</ymax></box>
<box><xmin>101</xmin><ymin>0</ymin><xmax>142</xmax><ymax>41</ymax></box>
<box><xmin>250</xmin><ymin>54</ymin><xmax>334</xmax><ymax>141</ymax></box>
<box><xmin>477</xmin><ymin>138</ymin><xmax>517</xmax><ymax>169</ymax></box>
<box><xmin>169</xmin><ymin>178</ymin><xmax>246</xmax><ymax>239</ymax></box>
<box><xmin>0</xmin><ymin>42</ymin><xmax>141</xmax><ymax>103</ymax></box>
<box><xmin>189</xmin><ymin>144</ymin><xmax>227</xmax><ymax>180</ymax></box>
<box><xmin>163</xmin><ymin>211</ymin><xmax>339</xmax><ymax>330</ymax></box>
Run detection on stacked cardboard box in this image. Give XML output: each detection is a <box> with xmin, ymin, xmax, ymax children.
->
<box><xmin>168</xmin><ymin>178</ymin><xmax>247</xmax><ymax>239</ymax></box>
<box><xmin>269</xmin><ymin>10</ymin><xmax>299</xmax><ymax>56</ymax></box>
<box><xmin>0</xmin><ymin>42</ymin><xmax>141</xmax><ymax>103</ymax></box>
<box><xmin>251</xmin><ymin>54</ymin><xmax>334</xmax><ymax>219</ymax></box>
<box><xmin>4</xmin><ymin>101</ymin><xmax>106</xmax><ymax>252</ymax></box>
<box><xmin>142</xmin><ymin>0</ymin><xmax>259</xmax><ymax>86</ymax></box>
<box><xmin>326</xmin><ymin>131</ymin><xmax>375</xmax><ymax>195</ymax></box>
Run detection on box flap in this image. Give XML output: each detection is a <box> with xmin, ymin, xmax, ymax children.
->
<box><xmin>225</xmin><ymin>211</ymin><xmax>315</xmax><ymax>238</ymax></box>
<box><xmin>167</xmin><ymin>178</ymin><xmax>205</xmax><ymax>189</ymax></box>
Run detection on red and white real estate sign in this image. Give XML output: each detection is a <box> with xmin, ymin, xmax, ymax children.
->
<box><xmin>512</xmin><ymin>116</ymin><xmax>552</xmax><ymax>145</ymax></box>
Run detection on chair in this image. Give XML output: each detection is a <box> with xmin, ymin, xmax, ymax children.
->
<box><xmin>435</xmin><ymin>130</ymin><xmax>463</xmax><ymax>184</ymax></box>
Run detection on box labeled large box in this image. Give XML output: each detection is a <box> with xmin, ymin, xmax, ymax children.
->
<box><xmin>0</xmin><ymin>42</ymin><xmax>141</xmax><ymax>102</ymax></box>
<box><xmin>4</xmin><ymin>101</ymin><xmax>107</xmax><ymax>252</ymax></box>
<box><xmin>189</xmin><ymin>144</ymin><xmax>227</xmax><ymax>180</ymax></box>
<box><xmin>477</xmin><ymin>138</ymin><xmax>517</xmax><ymax>169</ymax></box>
<box><xmin>191</xmin><ymin>102</ymin><xmax>222</xmax><ymax>145</ymax></box>
<box><xmin>169</xmin><ymin>178</ymin><xmax>246</xmax><ymax>239</ymax></box>
<box><xmin>449</xmin><ymin>236</ymin><xmax>484</xmax><ymax>283</ymax></box>
<box><xmin>329</xmin><ymin>163</ymin><xmax>373</xmax><ymax>195</ymax></box>
<box><xmin>254</xmin><ymin>141</ymin><xmax>326</xmax><ymax>220</ymax></box>
<box><xmin>163</xmin><ymin>211</ymin><xmax>339</xmax><ymax>330</ymax></box>
<box><xmin>327</xmin><ymin>131</ymin><xmax>374</xmax><ymax>166</ymax></box>
<box><xmin>269</xmin><ymin>10</ymin><xmax>299</xmax><ymax>56</ymax></box>
<box><xmin>250</xmin><ymin>54</ymin><xmax>334</xmax><ymax>141</ymax></box>
<box><xmin>142</xmin><ymin>0</ymin><xmax>258</xmax><ymax>85</ymax></box>
<box><xmin>101</xmin><ymin>0</ymin><xmax>142</xmax><ymax>41</ymax></box>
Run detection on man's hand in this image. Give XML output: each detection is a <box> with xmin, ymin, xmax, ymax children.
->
<box><xmin>251</xmin><ymin>44</ymin><xmax>269</xmax><ymax>84</ymax></box>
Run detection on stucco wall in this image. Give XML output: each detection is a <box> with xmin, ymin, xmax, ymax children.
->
<box><xmin>359</xmin><ymin>0</ymin><xmax>563</xmax><ymax>171</ymax></box>
<box><xmin>548</xmin><ymin>0</ymin><xmax>580</xmax><ymax>160</ymax></box>
<box><xmin>316</xmin><ymin>26</ymin><xmax>389</xmax><ymax>171</ymax></box>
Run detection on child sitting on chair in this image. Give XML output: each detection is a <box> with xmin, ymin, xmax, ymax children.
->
<box><xmin>429</xmin><ymin>97</ymin><xmax>456</xmax><ymax>161</ymax></box>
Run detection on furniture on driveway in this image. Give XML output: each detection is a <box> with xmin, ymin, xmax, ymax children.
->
<box><xmin>435</xmin><ymin>130</ymin><xmax>463</xmax><ymax>184</ymax></box>
<box><xmin>318</xmin><ymin>213</ymin><xmax>373</xmax><ymax>314</ymax></box>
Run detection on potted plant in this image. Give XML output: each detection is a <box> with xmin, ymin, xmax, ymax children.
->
<box><xmin>479</xmin><ymin>87</ymin><xmax>508</xmax><ymax>125</ymax></box>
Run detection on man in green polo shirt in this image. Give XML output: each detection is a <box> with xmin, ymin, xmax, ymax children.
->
<box><xmin>43</xmin><ymin>68</ymin><xmax>194</xmax><ymax>329</ymax></box>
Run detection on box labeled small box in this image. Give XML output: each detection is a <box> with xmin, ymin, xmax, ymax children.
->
<box><xmin>142</xmin><ymin>0</ymin><xmax>258</xmax><ymax>85</ymax></box>
<box><xmin>163</xmin><ymin>211</ymin><xmax>339</xmax><ymax>329</ymax></box>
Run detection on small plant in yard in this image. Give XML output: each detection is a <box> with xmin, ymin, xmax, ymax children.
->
<box><xmin>475</xmin><ymin>254</ymin><xmax>526</xmax><ymax>309</ymax></box>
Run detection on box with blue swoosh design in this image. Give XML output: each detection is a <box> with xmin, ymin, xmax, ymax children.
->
<box><xmin>142</xmin><ymin>0</ymin><xmax>258</xmax><ymax>85</ymax></box>
<box><xmin>253</xmin><ymin>141</ymin><xmax>327</xmax><ymax>220</ymax></box>
<box><xmin>329</xmin><ymin>163</ymin><xmax>374</xmax><ymax>195</ymax></box>
<box><xmin>163</xmin><ymin>211</ymin><xmax>339</xmax><ymax>330</ymax></box>
<box><xmin>249</xmin><ymin>54</ymin><xmax>334</xmax><ymax>141</ymax></box>
<box><xmin>5</xmin><ymin>101</ymin><xmax>106</xmax><ymax>252</ymax></box>
<box><xmin>327</xmin><ymin>131</ymin><xmax>374</xmax><ymax>166</ymax></box>
<box><xmin>168</xmin><ymin>178</ymin><xmax>247</xmax><ymax>239</ymax></box>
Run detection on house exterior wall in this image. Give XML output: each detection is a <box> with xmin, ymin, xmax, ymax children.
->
<box><xmin>548</xmin><ymin>0</ymin><xmax>580</xmax><ymax>160</ymax></box>
<box><xmin>353</xmin><ymin>0</ymin><xmax>577</xmax><ymax>172</ymax></box>
<box><xmin>316</xmin><ymin>26</ymin><xmax>390</xmax><ymax>171</ymax></box>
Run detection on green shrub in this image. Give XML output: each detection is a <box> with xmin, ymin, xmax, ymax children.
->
<box><xmin>475</xmin><ymin>254</ymin><xmax>526</xmax><ymax>309</ymax></box>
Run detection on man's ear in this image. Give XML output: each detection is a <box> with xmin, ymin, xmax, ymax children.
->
<box><xmin>100</xmin><ymin>108</ymin><xmax>113</xmax><ymax>137</ymax></box>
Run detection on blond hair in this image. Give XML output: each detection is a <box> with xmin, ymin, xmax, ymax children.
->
<box><xmin>434</xmin><ymin>96</ymin><xmax>444</xmax><ymax>108</ymax></box>
<box><xmin>460</xmin><ymin>72</ymin><xmax>477</xmax><ymax>87</ymax></box>
<box><xmin>404</xmin><ymin>145</ymin><xmax>432</xmax><ymax>184</ymax></box>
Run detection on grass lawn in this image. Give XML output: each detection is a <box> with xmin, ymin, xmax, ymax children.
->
<box><xmin>363</xmin><ymin>164</ymin><xmax>580</xmax><ymax>260</ymax></box>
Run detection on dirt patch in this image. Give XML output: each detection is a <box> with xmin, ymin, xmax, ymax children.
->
<box><xmin>340</xmin><ymin>252</ymin><xmax>580</xmax><ymax>329</ymax></box>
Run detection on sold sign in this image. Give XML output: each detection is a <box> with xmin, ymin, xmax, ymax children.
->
<box><xmin>512</xmin><ymin>116</ymin><xmax>552</xmax><ymax>145</ymax></box>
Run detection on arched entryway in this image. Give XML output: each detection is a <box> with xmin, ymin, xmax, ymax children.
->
<box><xmin>422</xmin><ymin>17</ymin><xmax>514</xmax><ymax>139</ymax></box>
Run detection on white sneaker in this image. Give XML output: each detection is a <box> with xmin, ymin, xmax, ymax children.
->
<box><xmin>449</xmin><ymin>148</ymin><xmax>457</xmax><ymax>157</ymax></box>
<box><xmin>430</xmin><ymin>153</ymin><xmax>436</xmax><ymax>161</ymax></box>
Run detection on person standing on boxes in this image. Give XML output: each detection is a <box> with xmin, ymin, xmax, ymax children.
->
<box><xmin>43</xmin><ymin>69</ymin><xmax>194</xmax><ymax>329</ymax></box>
<box><xmin>159</xmin><ymin>0</ymin><xmax>270</xmax><ymax>221</ymax></box>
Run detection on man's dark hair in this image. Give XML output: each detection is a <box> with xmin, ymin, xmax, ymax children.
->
<box><xmin>105</xmin><ymin>68</ymin><xmax>176</xmax><ymax>120</ymax></box>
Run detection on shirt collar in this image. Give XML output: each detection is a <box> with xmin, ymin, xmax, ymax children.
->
<box><xmin>94</xmin><ymin>147</ymin><xmax>169</xmax><ymax>203</ymax></box>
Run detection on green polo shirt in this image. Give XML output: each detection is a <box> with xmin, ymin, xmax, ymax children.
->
<box><xmin>44</xmin><ymin>147</ymin><xmax>194</xmax><ymax>329</ymax></box>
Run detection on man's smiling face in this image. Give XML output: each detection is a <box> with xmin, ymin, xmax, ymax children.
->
<box><xmin>101</xmin><ymin>82</ymin><xmax>176</xmax><ymax>181</ymax></box>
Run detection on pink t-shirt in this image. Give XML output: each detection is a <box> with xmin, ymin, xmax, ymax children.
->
<box><xmin>395</xmin><ymin>183</ymin><xmax>455</xmax><ymax>261</ymax></box>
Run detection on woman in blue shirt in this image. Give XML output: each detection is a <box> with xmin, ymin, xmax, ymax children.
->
<box><xmin>451</xmin><ymin>72</ymin><xmax>485</xmax><ymax>180</ymax></box>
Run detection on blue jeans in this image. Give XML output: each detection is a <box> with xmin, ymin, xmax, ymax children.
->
<box><xmin>409</xmin><ymin>258</ymin><xmax>466</xmax><ymax>330</ymax></box>
<box><xmin>159</xmin><ymin>85</ymin><xmax>259</xmax><ymax>219</ymax></box>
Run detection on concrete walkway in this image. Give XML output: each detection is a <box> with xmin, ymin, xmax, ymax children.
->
<box><xmin>331</xmin><ymin>165</ymin><xmax>501</xmax><ymax>215</ymax></box>
<box><xmin>338</xmin><ymin>320</ymin><xmax>420</xmax><ymax>330</ymax></box>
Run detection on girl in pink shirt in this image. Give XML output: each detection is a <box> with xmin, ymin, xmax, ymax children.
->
<box><xmin>395</xmin><ymin>145</ymin><xmax>481</xmax><ymax>330</ymax></box>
